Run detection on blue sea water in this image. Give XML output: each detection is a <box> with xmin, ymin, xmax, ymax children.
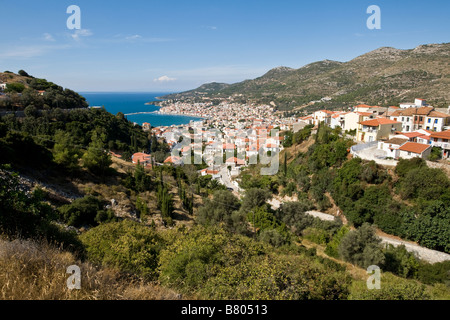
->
<box><xmin>80</xmin><ymin>92</ymin><xmax>202</xmax><ymax>127</ymax></box>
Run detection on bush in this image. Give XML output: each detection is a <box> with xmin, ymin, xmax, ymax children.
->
<box><xmin>58</xmin><ymin>195</ymin><xmax>112</xmax><ymax>228</ymax></box>
<box><xmin>325</xmin><ymin>226</ymin><xmax>350</xmax><ymax>258</ymax></box>
<box><xmin>349</xmin><ymin>273</ymin><xmax>430</xmax><ymax>300</ymax></box>
<box><xmin>417</xmin><ymin>261</ymin><xmax>450</xmax><ymax>286</ymax></box>
<box><xmin>80</xmin><ymin>220</ymin><xmax>164</xmax><ymax>279</ymax></box>
<box><xmin>338</xmin><ymin>223</ymin><xmax>385</xmax><ymax>268</ymax></box>
<box><xmin>383</xmin><ymin>245</ymin><xmax>420</xmax><ymax>279</ymax></box>
<box><xmin>5</xmin><ymin>83</ymin><xmax>25</xmax><ymax>93</ymax></box>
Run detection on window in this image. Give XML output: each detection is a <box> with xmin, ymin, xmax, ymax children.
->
<box><xmin>428</xmin><ymin>118</ymin><xmax>431</xmax><ymax>123</ymax></box>
<box><xmin>435</xmin><ymin>119</ymin><xmax>438</xmax><ymax>124</ymax></box>
<box><xmin>407</xmin><ymin>117</ymin><xmax>410</xmax><ymax>122</ymax></box>
<box><xmin>402</xmin><ymin>117</ymin><xmax>405</xmax><ymax>122</ymax></box>
<box><xmin>408</xmin><ymin>152</ymin><xmax>411</xmax><ymax>156</ymax></box>
<box><xmin>419</xmin><ymin>116</ymin><xmax>423</xmax><ymax>121</ymax></box>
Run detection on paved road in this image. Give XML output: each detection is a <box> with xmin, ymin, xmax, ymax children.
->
<box><xmin>219</xmin><ymin>167</ymin><xmax>241</xmax><ymax>197</ymax></box>
<box><xmin>303</xmin><ymin>210</ymin><xmax>450</xmax><ymax>264</ymax></box>
<box><xmin>380</xmin><ymin>236</ymin><xmax>450</xmax><ymax>264</ymax></box>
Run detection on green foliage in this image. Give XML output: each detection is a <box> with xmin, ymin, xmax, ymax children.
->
<box><xmin>0</xmin><ymin>131</ymin><xmax>53</xmax><ymax>169</ymax></box>
<box><xmin>5</xmin><ymin>82</ymin><xmax>25</xmax><ymax>93</ymax></box>
<box><xmin>80</xmin><ymin>220</ymin><xmax>164</xmax><ymax>279</ymax></box>
<box><xmin>303</xmin><ymin>227</ymin><xmax>330</xmax><ymax>245</ymax></box>
<box><xmin>292</xmin><ymin>125</ymin><xmax>313</xmax><ymax>145</ymax></box>
<box><xmin>397</xmin><ymin>167</ymin><xmax>450</xmax><ymax>201</ymax></box>
<box><xmin>159</xmin><ymin>226</ymin><xmax>351</xmax><ymax>299</ymax></box>
<box><xmin>338</xmin><ymin>223</ymin><xmax>385</xmax><ymax>268</ymax></box>
<box><xmin>53</xmin><ymin>130</ymin><xmax>81</xmax><ymax>171</ymax></box>
<box><xmin>383</xmin><ymin>245</ymin><xmax>420</xmax><ymax>279</ymax></box>
<box><xmin>417</xmin><ymin>261</ymin><xmax>450</xmax><ymax>286</ymax></box>
<box><xmin>135</xmin><ymin>195</ymin><xmax>149</xmax><ymax>221</ymax></box>
<box><xmin>427</xmin><ymin>147</ymin><xmax>442</xmax><ymax>161</ymax></box>
<box><xmin>400</xmin><ymin>201</ymin><xmax>450</xmax><ymax>252</ymax></box>
<box><xmin>157</xmin><ymin>183</ymin><xmax>174</xmax><ymax>225</ymax></box>
<box><xmin>275</xmin><ymin>201</ymin><xmax>314</xmax><ymax>236</ymax></box>
<box><xmin>82</xmin><ymin>130</ymin><xmax>112</xmax><ymax>176</ymax></box>
<box><xmin>325</xmin><ymin>226</ymin><xmax>350</xmax><ymax>258</ymax></box>
<box><xmin>241</xmin><ymin>188</ymin><xmax>272</xmax><ymax>213</ymax></box>
<box><xmin>196</xmin><ymin>190</ymin><xmax>246</xmax><ymax>234</ymax></box>
<box><xmin>0</xmin><ymin>166</ymin><xmax>82</xmax><ymax>251</ymax></box>
<box><xmin>395</xmin><ymin>158</ymin><xmax>426</xmax><ymax>178</ymax></box>
<box><xmin>240</xmin><ymin>173</ymin><xmax>279</xmax><ymax>193</ymax></box>
<box><xmin>18</xmin><ymin>70</ymin><xmax>31</xmax><ymax>77</ymax></box>
<box><xmin>349</xmin><ymin>273</ymin><xmax>430</xmax><ymax>300</ymax></box>
<box><xmin>58</xmin><ymin>195</ymin><xmax>114</xmax><ymax>228</ymax></box>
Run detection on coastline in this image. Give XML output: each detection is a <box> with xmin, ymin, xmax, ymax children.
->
<box><xmin>153</xmin><ymin>110</ymin><xmax>207</xmax><ymax>120</ymax></box>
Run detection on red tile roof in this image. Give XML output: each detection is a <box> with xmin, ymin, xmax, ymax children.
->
<box><xmin>430</xmin><ymin>130</ymin><xmax>450</xmax><ymax>140</ymax></box>
<box><xmin>359</xmin><ymin>118</ymin><xmax>401</xmax><ymax>127</ymax></box>
<box><xmin>398</xmin><ymin>142</ymin><xmax>431</xmax><ymax>154</ymax></box>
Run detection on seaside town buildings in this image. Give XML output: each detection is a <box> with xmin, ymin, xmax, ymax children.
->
<box><xmin>128</xmin><ymin>97</ymin><xmax>449</xmax><ymax>187</ymax></box>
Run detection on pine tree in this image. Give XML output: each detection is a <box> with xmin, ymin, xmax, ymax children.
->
<box><xmin>82</xmin><ymin>131</ymin><xmax>112</xmax><ymax>177</ymax></box>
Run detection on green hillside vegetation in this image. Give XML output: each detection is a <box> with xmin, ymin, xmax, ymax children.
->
<box><xmin>0</xmin><ymin>70</ymin><xmax>88</xmax><ymax>110</ymax></box>
<box><xmin>162</xmin><ymin>43</ymin><xmax>450</xmax><ymax>111</ymax></box>
<box><xmin>0</xmin><ymin>75</ymin><xmax>449</xmax><ymax>300</ymax></box>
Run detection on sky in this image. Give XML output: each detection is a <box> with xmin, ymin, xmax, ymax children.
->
<box><xmin>0</xmin><ymin>0</ymin><xmax>449</xmax><ymax>92</ymax></box>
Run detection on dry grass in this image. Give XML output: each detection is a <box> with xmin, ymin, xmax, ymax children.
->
<box><xmin>0</xmin><ymin>239</ymin><xmax>182</xmax><ymax>300</ymax></box>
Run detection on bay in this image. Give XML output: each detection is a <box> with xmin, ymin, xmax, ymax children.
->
<box><xmin>80</xmin><ymin>92</ymin><xmax>203</xmax><ymax>127</ymax></box>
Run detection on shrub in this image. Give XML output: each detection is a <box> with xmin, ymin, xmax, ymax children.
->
<box><xmin>80</xmin><ymin>220</ymin><xmax>164</xmax><ymax>279</ymax></box>
<box><xmin>338</xmin><ymin>223</ymin><xmax>385</xmax><ymax>268</ymax></box>
<box><xmin>58</xmin><ymin>195</ymin><xmax>112</xmax><ymax>228</ymax></box>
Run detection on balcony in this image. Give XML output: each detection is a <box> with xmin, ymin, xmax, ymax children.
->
<box><xmin>432</xmin><ymin>142</ymin><xmax>450</xmax><ymax>149</ymax></box>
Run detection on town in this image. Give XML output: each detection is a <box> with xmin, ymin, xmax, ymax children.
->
<box><xmin>124</xmin><ymin>98</ymin><xmax>450</xmax><ymax>193</ymax></box>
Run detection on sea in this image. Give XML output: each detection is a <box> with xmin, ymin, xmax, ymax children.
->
<box><xmin>80</xmin><ymin>92</ymin><xmax>203</xmax><ymax>127</ymax></box>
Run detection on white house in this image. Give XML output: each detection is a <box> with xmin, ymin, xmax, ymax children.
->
<box><xmin>313</xmin><ymin>110</ymin><xmax>334</xmax><ymax>126</ymax></box>
<box><xmin>430</xmin><ymin>130</ymin><xmax>450</xmax><ymax>159</ymax></box>
<box><xmin>424</xmin><ymin>111</ymin><xmax>450</xmax><ymax>132</ymax></box>
<box><xmin>356</xmin><ymin>118</ymin><xmax>402</xmax><ymax>143</ymax></box>
<box><xmin>344</xmin><ymin>112</ymin><xmax>373</xmax><ymax>131</ymax></box>
<box><xmin>378</xmin><ymin>138</ymin><xmax>408</xmax><ymax>159</ymax></box>
<box><xmin>399</xmin><ymin>98</ymin><xmax>428</xmax><ymax>109</ymax></box>
<box><xmin>397</xmin><ymin>142</ymin><xmax>432</xmax><ymax>159</ymax></box>
<box><xmin>330</xmin><ymin>112</ymin><xmax>347</xmax><ymax>129</ymax></box>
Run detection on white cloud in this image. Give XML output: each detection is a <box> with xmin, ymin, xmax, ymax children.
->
<box><xmin>71</xmin><ymin>29</ymin><xmax>93</xmax><ymax>41</ymax></box>
<box><xmin>154</xmin><ymin>75</ymin><xmax>177</xmax><ymax>82</ymax></box>
<box><xmin>0</xmin><ymin>44</ymin><xmax>71</xmax><ymax>59</ymax></box>
<box><xmin>43</xmin><ymin>33</ymin><xmax>55</xmax><ymax>42</ymax></box>
<box><xmin>125</xmin><ymin>34</ymin><xmax>142</xmax><ymax>40</ymax></box>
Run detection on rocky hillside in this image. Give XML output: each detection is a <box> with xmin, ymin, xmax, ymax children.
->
<box><xmin>162</xmin><ymin>43</ymin><xmax>450</xmax><ymax>111</ymax></box>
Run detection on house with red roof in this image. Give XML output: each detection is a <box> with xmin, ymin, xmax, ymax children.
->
<box><xmin>131</xmin><ymin>152</ymin><xmax>152</xmax><ymax>167</ymax></box>
<box><xmin>430</xmin><ymin>130</ymin><xmax>450</xmax><ymax>159</ymax></box>
<box><xmin>397</xmin><ymin>142</ymin><xmax>432</xmax><ymax>159</ymax></box>
<box><xmin>164</xmin><ymin>155</ymin><xmax>183</xmax><ymax>166</ymax></box>
<box><xmin>313</xmin><ymin>110</ymin><xmax>335</xmax><ymax>126</ymax></box>
<box><xmin>356</xmin><ymin>118</ymin><xmax>402</xmax><ymax>143</ymax></box>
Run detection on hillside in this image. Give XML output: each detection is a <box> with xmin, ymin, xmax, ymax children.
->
<box><xmin>162</xmin><ymin>43</ymin><xmax>450</xmax><ymax>111</ymax></box>
<box><xmin>0</xmin><ymin>70</ymin><xmax>88</xmax><ymax>110</ymax></box>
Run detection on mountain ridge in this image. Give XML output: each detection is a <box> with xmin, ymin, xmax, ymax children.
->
<box><xmin>162</xmin><ymin>42</ymin><xmax>450</xmax><ymax>111</ymax></box>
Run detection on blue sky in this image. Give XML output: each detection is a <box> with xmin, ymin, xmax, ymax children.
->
<box><xmin>0</xmin><ymin>0</ymin><xmax>449</xmax><ymax>92</ymax></box>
